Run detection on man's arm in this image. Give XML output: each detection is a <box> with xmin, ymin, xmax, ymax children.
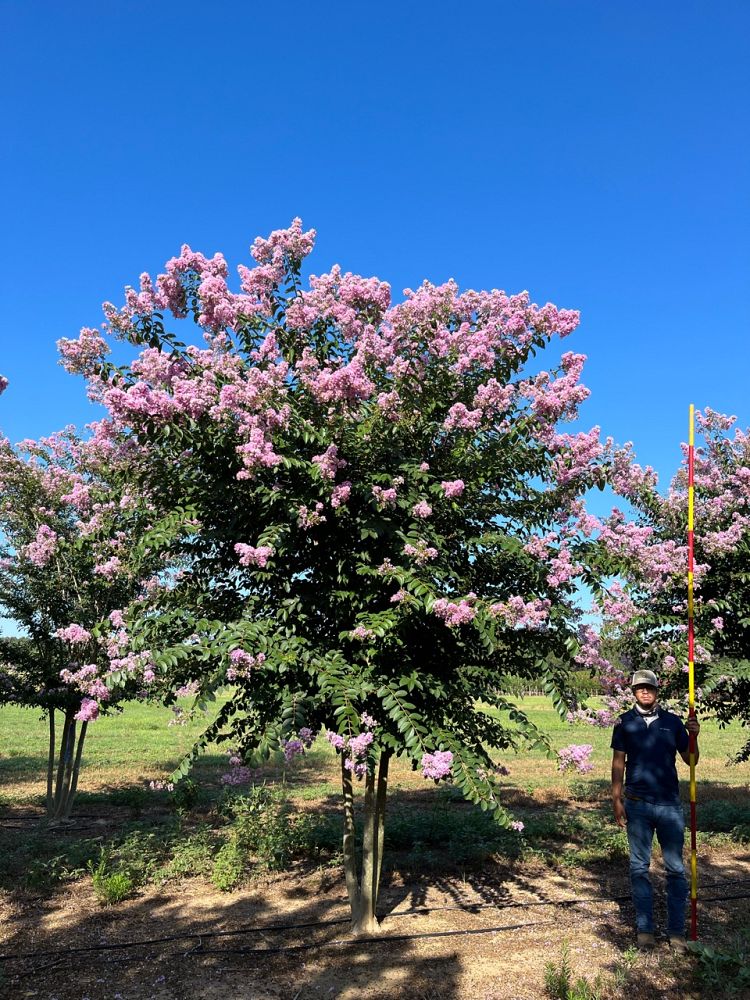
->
<box><xmin>679</xmin><ymin>716</ymin><xmax>700</xmax><ymax>766</ymax></box>
<box><xmin>611</xmin><ymin>750</ymin><xmax>627</xmax><ymax>827</ymax></box>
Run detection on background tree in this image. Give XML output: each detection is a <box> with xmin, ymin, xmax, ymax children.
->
<box><xmin>576</xmin><ymin>410</ymin><xmax>750</xmax><ymax>758</ymax></box>
<box><xmin>0</xmin><ymin>428</ymin><xmax>160</xmax><ymax>820</ymax></box>
<box><xmin>61</xmin><ymin>219</ymin><xmax>614</xmax><ymax>932</ymax></box>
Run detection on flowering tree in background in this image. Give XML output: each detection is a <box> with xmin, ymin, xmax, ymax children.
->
<box><xmin>0</xmin><ymin>429</ymin><xmax>160</xmax><ymax>820</ymax></box>
<box><xmin>572</xmin><ymin>410</ymin><xmax>750</xmax><ymax>759</ymax></box>
<box><xmin>61</xmin><ymin>219</ymin><xmax>615</xmax><ymax>932</ymax></box>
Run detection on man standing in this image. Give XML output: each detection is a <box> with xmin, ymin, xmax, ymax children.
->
<box><xmin>610</xmin><ymin>669</ymin><xmax>700</xmax><ymax>951</ymax></box>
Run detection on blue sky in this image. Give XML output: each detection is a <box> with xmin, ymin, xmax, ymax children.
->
<box><xmin>1</xmin><ymin>0</ymin><xmax>748</xmax><ymax>491</ymax></box>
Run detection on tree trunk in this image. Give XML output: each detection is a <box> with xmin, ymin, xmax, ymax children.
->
<box><xmin>50</xmin><ymin>710</ymin><xmax>73</xmax><ymax>820</ymax></box>
<box><xmin>61</xmin><ymin>721</ymin><xmax>88</xmax><ymax>820</ymax></box>
<box><xmin>374</xmin><ymin>751</ymin><xmax>390</xmax><ymax>906</ymax></box>
<box><xmin>49</xmin><ymin>709</ymin><xmax>80</xmax><ymax>823</ymax></box>
<box><xmin>342</xmin><ymin>750</ymin><xmax>390</xmax><ymax>936</ymax></box>
<box><xmin>46</xmin><ymin>710</ymin><xmax>56</xmax><ymax>816</ymax></box>
<box><xmin>341</xmin><ymin>754</ymin><xmax>360</xmax><ymax>913</ymax></box>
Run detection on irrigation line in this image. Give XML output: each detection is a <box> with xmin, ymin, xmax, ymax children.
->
<box><xmin>1</xmin><ymin>878</ymin><xmax>749</xmax><ymax>967</ymax></box>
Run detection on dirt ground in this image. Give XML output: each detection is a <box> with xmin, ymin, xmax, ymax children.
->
<box><xmin>2</xmin><ymin>842</ymin><xmax>750</xmax><ymax>1000</ymax></box>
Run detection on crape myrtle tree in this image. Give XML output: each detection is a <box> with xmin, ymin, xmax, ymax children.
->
<box><xmin>0</xmin><ymin>427</ymin><xmax>162</xmax><ymax>820</ymax></box>
<box><xmin>570</xmin><ymin>410</ymin><xmax>750</xmax><ymax>759</ymax></box>
<box><xmin>62</xmin><ymin>220</ymin><xmax>616</xmax><ymax>933</ymax></box>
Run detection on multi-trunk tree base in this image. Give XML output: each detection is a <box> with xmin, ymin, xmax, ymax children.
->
<box><xmin>46</xmin><ymin>708</ymin><xmax>87</xmax><ymax>823</ymax></box>
<box><xmin>341</xmin><ymin>750</ymin><xmax>390</xmax><ymax>936</ymax></box>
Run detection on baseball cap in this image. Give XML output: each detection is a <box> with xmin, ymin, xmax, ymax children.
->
<box><xmin>630</xmin><ymin>669</ymin><xmax>659</xmax><ymax>689</ymax></box>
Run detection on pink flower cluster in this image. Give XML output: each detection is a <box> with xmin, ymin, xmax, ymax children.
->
<box><xmin>75</xmin><ymin>697</ymin><xmax>100</xmax><ymax>722</ymax></box>
<box><xmin>57</xmin><ymin>327</ymin><xmax>110</xmax><ymax>376</ymax></box>
<box><xmin>421</xmin><ymin>750</ymin><xmax>453</xmax><ymax>780</ymax></box>
<box><xmin>331</xmin><ymin>481</ymin><xmax>352</xmax><ymax>508</ymax></box>
<box><xmin>312</xmin><ymin>444</ymin><xmax>347</xmax><ymax>480</ymax></box>
<box><xmin>93</xmin><ymin>555</ymin><xmax>122</xmax><ymax>580</ymax></box>
<box><xmin>0</xmin><ymin>375</ymin><xmax>8</xmax><ymax>395</ymax></box>
<box><xmin>433</xmin><ymin>596</ymin><xmax>476</xmax><ymax>627</ymax></box>
<box><xmin>234</xmin><ymin>543</ymin><xmax>274</xmax><ymax>567</ymax></box>
<box><xmin>226</xmin><ymin>649</ymin><xmax>265</xmax><ymax>681</ymax></box>
<box><xmin>350</xmin><ymin>625</ymin><xmax>375</xmax><ymax>641</ymax></box>
<box><xmin>403</xmin><ymin>540</ymin><xmax>438</xmax><ymax>565</ymax></box>
<box><xmin>440</xmin><ymin>479</ymin><xmax>465</xmax><ymax>498</ymax></box>
<box><xmin>489</xmin><ymin>596</ymin><xmax>551</xmax><ymax>628</ymax></box>
<box><xmin>60</xmin><ymin>663</ymin><xmax>110</xmax><ymax>703</ymax></box>
<box><xmin>557</xmin><ymin>744</ymin><xmax>594</xmax><ymax>774</ymax></box>
<box><xmin>411</xmin><ymin>500</ymin><xmax>432</xmax><ymax>519</ymax></box>
<box><xmin>22</xmin><ymin>524</ymin><xmax>58</xmax><ymax>567</ymax></box>
<box><xmin>298</xmin><ymin>502</ymin><xmax>326</xmax><ymax>529</ymax></box>
<box><xmin>281</xmin><ymin>727</ymin><xmax>316</xmax><ymax>763</ymax></box>
<box><xmin>325</xmin><ymin>713</ymin><xmax>377</xmax><ymax>779</ymax></box>
<box><xmin>55</xmin><ymin>623</ymin><xmax>92</xmax><ymax>644</ymax></box>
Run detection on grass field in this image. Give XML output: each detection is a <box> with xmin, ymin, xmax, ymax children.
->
<box><xmin>1</xmin><ymin>696</ymin><xmax>749</xmax><ymax>999</ymax></box>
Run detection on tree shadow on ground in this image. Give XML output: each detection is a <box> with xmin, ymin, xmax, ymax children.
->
<box><xmin>1</xmin><ymin>780</ymin><xmax>749</xmax><ymax>999</ymax></box>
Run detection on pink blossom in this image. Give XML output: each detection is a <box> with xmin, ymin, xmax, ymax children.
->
<box><xmin>56</xmin><ymin>623</ymin><xmax>92</xmax><ymax>644</ymax></box>
<box><xmin>298</xmin><ymin>502</ymin><xmax>326</xmax><ymax>529</ymax></box>
<box><xmin>489</xmin><ymin>596</ymin><xmax>551</xmax><ymax>628</ymax></box>
<box><xmin>251</xmin><ymin>217</ymin><xmax>316</xmax><ymax>267</ymax></box>
<box><xmin>108</xmin><ymin>610</ymin><xmax>125</xmax><ymax>628</ymax></box>
<box><xmin>331</xmin><ymin>481</ymin><xmax>352</xmax><ymax>508</ymax></box>
<box><xmin>75</xmin><ymin>698</ymin><xmax>100</xmax><ymax>723</ymax></box>
<box><xmin>234</xmin><ymin>543</ymin><xmax>274</xmax><ymax>567</ymax></box>
<box><xmin>372</xmin><ymin>485</ymin><xmax>398</xmax><ymax>507</ymax></box>
<box><xmin>443</xmin><ymin>403</ymin><xmax>482</xmax><ymax>431</ymax></box>
<box><xmin>711</xmin><ymin>616</ymin><xmax>724</xmax><ymax>631</ymax></box>
<box><xmin>403</xmin><ymin>541</ymin><xmax>438</xmax><ymax>565</ymax></box>
<box><xmin>325</xmin><ymin>730</ymin><xmax>346</xmax><ymax>750</ymax></box>
<box><xmin>57</xmin><ymin>327</ymin><xmax>110</xmax><ymax>376</ymax></box>
<box><xmin>312</xmin><ymin>444</ymin><xmax>347</xmax><ymax>480</ymax></box>
<box><xmin>433</xmin><ymin>597</ymin><xmax>476</xmax><ymax>627</ymax></box>
<box><xmin>22</xmin><ymin>525</ymin><xmax>58</xmax><ymax>567</ymax></box>
<box><xmin>440</xmin><ymin>479</ymin><xmax>465</xmax><ymax>498</ymax></box>
<box><xmin>350</xmin><ymin>625</ymin><xmax>374</xmax><ymax>640</ymax></box>
<box><xmin>93</xmin><ymin>556</ymin><xmax>122</xmax><ymax>580</ymax></box>
<box><xmin>509</xmin><ymin>821</ymin><xmax>525</xmax><ymax>833</ymax></box>
<box><xmin>411</xmin><ymin>500</ymin><xmax>432</xmax><ymax>519</ymax></box>
<box><xmin>557</xmin><ymin>744</ymin><xmax>594</xmax><ymax>774</ymax></box>
<box><xmin>421</xmin><ymin>750</ymin><xmax>453</xmax><ymax>780</ymax></box>
<box><xmin>0</xmin><ymin>375</ymin><xmax>8</xmax><ymax>395</ymax></box>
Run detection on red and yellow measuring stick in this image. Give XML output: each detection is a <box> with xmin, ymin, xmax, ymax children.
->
<box><xmin>687</xmin><ymin>403</ymin><xmax>698</xmax><ymax>940</ymax></box>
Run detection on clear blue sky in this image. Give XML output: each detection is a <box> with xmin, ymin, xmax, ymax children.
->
<box><xmin>1</xmin><ymin>0</ymin><xmax>748</xmax><ymax>489</ymax></box>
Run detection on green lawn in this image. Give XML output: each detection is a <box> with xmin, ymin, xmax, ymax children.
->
<box><xmin>0</xmin><ymin>694</ymin><xmax>748</xmax><ymax>899</ymax></box>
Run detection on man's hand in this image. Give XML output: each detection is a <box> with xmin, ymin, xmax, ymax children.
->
<box><xmin>613</xmin><ymin>797</ymin><xmax>627</xmax><ymax>828</ymax></box>
<box><xmin>680</xmin><ymin>715</ymin><xmax>701</xmax><ymax>765</ymax></box>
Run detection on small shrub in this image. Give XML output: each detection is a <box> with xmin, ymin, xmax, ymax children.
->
<box><xmin>161</xmin><ymin>827</ymin><xmax>216</xmax><ymax>880</ymax></box>
<box><xmin>211</xmin><ymin>840</ymin><xmax>245</xmax><ymax>891</ymax></box>
<box><xmin>89</xmin><ymin>852</ymin><xmax>134</xmax><ymax>905</ymax></box>
<box><xmin>171</xmin><ymin>778</ymin><xmax>200</xmax><ymax>814</ymax></box>
<box><xmin>689</xmin><ymin>933</ymin><xmax>750</xmax><ymax>996</ymax></box>
<box><xmin>543</xmin><ymin>942</ymin><xmax>607</xmax><ymax>1000</ymax></box>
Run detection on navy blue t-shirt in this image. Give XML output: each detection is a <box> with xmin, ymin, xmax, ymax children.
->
<box><xmin>610</xmin><ymin>707</ymin><xmax>689</xmax><ymax>804</ymax></box>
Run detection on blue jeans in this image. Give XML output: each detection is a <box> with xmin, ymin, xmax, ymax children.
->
<box><xmin>624</xmin><ymin>798</ymin><xmax>688</xmax><ymax>936</ymax></box>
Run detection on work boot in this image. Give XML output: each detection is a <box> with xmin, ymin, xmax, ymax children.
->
<box><xmin>637</xmin><ymin>932</ymin><xmax>656</xmax><ymax>950</ymax></box>
<box><xmin>668</xmin><ymin>934</ymin><xmax>688</xmax><ymax>953</ymax></box>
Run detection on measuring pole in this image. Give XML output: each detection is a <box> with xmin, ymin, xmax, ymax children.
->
<box><xmin>687</xmin><ymin>403</ymin><xmax>698</xmax><ymax>940</ymax></box>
